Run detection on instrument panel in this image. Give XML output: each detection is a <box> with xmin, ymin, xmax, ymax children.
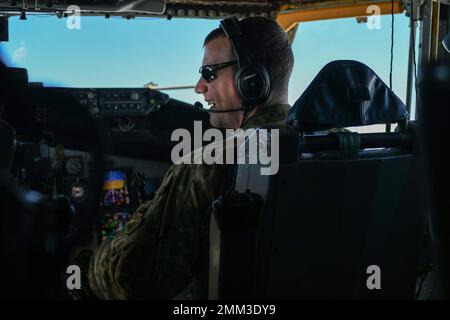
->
<box><xmin>63</xmin><ymin>88</ymin><xmax>170</xmax><ymax>118</ymax></box>
<box><xmin>5</xmin><ymin>84</ymin><xmax>210</xmax><ymax>162</ymax></box>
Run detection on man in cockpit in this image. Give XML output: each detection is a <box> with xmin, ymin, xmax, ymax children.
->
<box><xmin>87</xmin><ymin>16</ymin><xmax>294</xmax><ymax>299</ymax></box>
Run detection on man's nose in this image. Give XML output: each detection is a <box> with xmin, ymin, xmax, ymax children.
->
<box><xmin>195</xmin><ymin>77</ymin><xmax>208</xmax><ymax>94</ymax></box>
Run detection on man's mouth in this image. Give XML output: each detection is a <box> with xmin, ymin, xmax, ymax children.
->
<box><xmin>206</xmin><ymin>100</ymin><xmax>216</xmax><ymax>109</ymax></box>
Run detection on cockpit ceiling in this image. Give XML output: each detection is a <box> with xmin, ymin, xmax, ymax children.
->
<box><xmin>0</xmin><ymin>0</ymin><xmax>404</xmax><ymax>23</ymax></box>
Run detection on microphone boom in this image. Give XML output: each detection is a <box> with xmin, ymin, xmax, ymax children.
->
<box><xmin>194</xmin><ymin>102</ymin><xmax>244</xmax><ymax>113</ymax></box>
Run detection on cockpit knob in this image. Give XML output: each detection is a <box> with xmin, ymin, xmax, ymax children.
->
<box><xmin>130</xmin><ymin>92</ymin><xmax>140</xmax><ymax>100</ymax></box>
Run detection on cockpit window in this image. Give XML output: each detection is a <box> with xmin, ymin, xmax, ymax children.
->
<box><xmin>0</xmin><ymin>16</ymin><xmax>216</xmax><ymax>104</ymax></box>
<box><xmin>1</xmin><ymin>13</ymin><xmax>411</xmax><ymax>125</ymax></box>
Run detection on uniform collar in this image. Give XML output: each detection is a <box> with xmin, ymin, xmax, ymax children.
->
<box><xmin>241</xmin><ymin>104</ymin><xmax>291</xmax><ymax>129</ymax></box>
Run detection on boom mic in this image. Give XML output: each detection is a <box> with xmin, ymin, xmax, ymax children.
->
<box><xmin>194</xmin><ymin>101</ymin><xmax>205</xmax><ymax>110</ymax></box>
<box><xmin>194</xmin><ymin>101</ymin><xmax>244</xmax><ymax>113</ymax></box>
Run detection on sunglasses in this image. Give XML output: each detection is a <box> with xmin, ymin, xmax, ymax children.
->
<box><xmin>199</xmin><ymin>60</ymin><xmax>238</xmax><ymax>82</ymax></box>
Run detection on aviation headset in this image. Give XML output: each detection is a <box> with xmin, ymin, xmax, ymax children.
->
<box><xmin>219</xmin><ymin>17</ymin><xmax>271</xmax><ymax>113</ymax></box>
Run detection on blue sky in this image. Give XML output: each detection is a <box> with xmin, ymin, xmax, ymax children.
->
<box><xmin>1</xmin><ymin>13</ymin><xmax>412</xmax><ymax>108</ymax></box>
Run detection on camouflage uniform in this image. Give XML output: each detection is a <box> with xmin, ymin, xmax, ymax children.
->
<box><xmin>88</xmin><ymin>104</ymin><xmax>291</xmax><ymax>299</ymax></box>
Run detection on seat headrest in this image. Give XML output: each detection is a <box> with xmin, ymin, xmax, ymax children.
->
<box><xmin>286</xmin><ymin>60</ymin><xmax>409</xmax><ymax>132</ymax></box>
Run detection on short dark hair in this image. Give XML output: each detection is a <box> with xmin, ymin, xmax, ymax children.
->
<box><xmin>204</xmin><ymin>17</ymin><xmax>294</xmax><ymax>98</ymax></box>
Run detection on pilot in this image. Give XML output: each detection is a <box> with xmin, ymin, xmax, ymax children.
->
<box><xmin>87</xmin><ymin>16</ymin><xmax>294</xmax><ymax>299</ymax></box>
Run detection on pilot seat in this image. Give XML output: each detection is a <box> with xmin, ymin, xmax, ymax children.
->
<box><xmin>209</xmin><ymin>60</ymin><xmax>425</xmax><ymax>300</ymax></box>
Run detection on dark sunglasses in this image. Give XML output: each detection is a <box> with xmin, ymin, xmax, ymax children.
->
<box><xmin>199</xmin><ymin>60</ymin><xmax>238</xmax><ymax>82</ymax></box>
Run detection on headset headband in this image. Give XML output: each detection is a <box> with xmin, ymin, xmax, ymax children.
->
<box><xmin>219</xmin><ymin>17</ymin><xmax>270</xmax><ymax>114</ymax></box>
<box><xmin>220</xmin><ymin>17</ymin><xmax>251</xmax><ymax>68</ymax></box>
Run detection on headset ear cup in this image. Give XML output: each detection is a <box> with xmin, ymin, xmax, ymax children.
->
<box><xmin>235</xmin><ymin>65</ymin><xmax>270</xmax><ymax>107</ymax></box>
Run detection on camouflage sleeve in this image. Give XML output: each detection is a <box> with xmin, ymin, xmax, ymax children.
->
<box><xmin>88</xmin><ymin>163</ymin><xmax>225</xmax><ymax>299</ymax></box>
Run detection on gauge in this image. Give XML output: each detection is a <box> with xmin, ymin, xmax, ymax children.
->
<box><xmin>64</xmin><ymin>178</ymin><xmax>88</xmax><ymax>203</ymax></box>
<box><xmin>130</xmin><ymin>91</ymin><xmax>140</xmax><ymax>101</ymax></box>
<box><xmin>64</xmin><ymin>156</ymin><xmax>84</xmax><ymax>177</ymax></box>
<box><xmin>71</xmin><ymin>185</ymin><xmax>85</xmax><ymax>202</ymax></box>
